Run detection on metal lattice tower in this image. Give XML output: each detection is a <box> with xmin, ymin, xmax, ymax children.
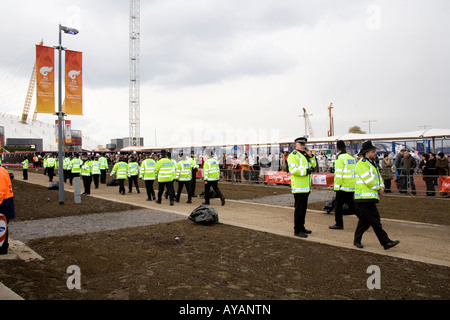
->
<box><xmin>129</xmin><ymin>0</ymin><xmax>140</xmax><ymax>146</ymax></box>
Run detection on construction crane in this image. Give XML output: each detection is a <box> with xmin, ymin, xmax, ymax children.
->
<box><xmin>328</xmin><ymin>102</ymin><xmax>334</xmax><ymax>137</ymax></box>
<box><xmin>21</xmin><ymin>40</ymin><xmax>43</xmax><ymax>123</ymax></box>
<box><xmin>299</xmin><ymin>107</ymin><xmax>314</xmax><ymax>138</ymax></box>
<box><xmin>129</xmin><ymin>0</ymin><xmax>141</xmax><ymax>147</ymax></box>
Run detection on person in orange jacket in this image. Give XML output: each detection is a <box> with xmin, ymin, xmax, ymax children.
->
<box><xmin>0</xmin><ymin>165</ymin><xmax>15</xmax><ymax>255</ymax></box>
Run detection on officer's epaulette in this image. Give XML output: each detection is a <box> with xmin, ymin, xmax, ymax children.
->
<box><xmin>292</xmin><ymin>150</ymin><xmax>298</xmax><ymax>155</ymax></box>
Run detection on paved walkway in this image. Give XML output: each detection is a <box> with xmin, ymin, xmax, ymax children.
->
<box><xmin>1</xmin><ymin>171</ymin><xmax>449</xmax><ymax>299</ymax></box>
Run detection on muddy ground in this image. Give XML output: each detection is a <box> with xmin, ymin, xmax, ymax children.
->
<box><xmin>0</xmin><ymin>167</ymin><xmax>449</xmax><ymax>313</ymax></box>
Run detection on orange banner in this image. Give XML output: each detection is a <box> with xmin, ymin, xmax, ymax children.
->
<box><xmin>65</xmin><ymin>50</ymin><xmax>83</xmax><ymax>115</ymax></box>
<box><xmin>36</xmin><ymin>45</ymin><xmax>55</xmax><ymax>114</ymax></box>
<box><xmin>439</xmin><ymin>176</ymin><xmax>450</xmax><ymax>193</ymax></box>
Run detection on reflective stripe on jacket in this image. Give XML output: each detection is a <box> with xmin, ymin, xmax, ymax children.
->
<box><xmin>354</xmin><ymin>158</ymin><xmax>384</xmax><ymax>201</ymax></box>
<box><xmin>287</xmin><ymin>150</ymin><xmax>317</xmax><ymax>193</ymax></box>
<box><xmin>203</xmin><ymin>158</ymin><xmax>221</xmax><ymax>181</ymax></box>
<box><xmin>334</xmin><ymin>152</ymin><xmax>356</xmax><ymax>192</ymax></box>
<box><xmin>140</xmin><ymin>159</ymin><xmax>156</xmax><ymax>180</ymax></box>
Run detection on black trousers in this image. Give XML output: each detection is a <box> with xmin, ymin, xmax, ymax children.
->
<box><xmin>176</xmin><ymin>180</ymin><xmax>192</xmax><ymax>202</ymax></box>
<box><xmin>82</xmin><ymin>175</ymin><xmax>91</xmax><ymax>194</ymax></box>
<box><xmin>191</xmin><ymin>169</ymin><xmax>198</xmax><ymax>196</ymax></box>
<box><xmin>354</xmin><ymin>201</ymin><xmax>391</xmax><ymax>246</ymax></box>
<box><xmin>128</xmin><ymin>175</ymin><xmax>140</xmax><ymax>193</ymax></box>
<box><xmin>144</xmin><ymin>180</ymin><xmax>156</xmax><ymax>200</ymax></box>
<box><xmin>100</xmin><ymin>169</ymin><xmax>107</xmax><ymax>184</ymax></box>
<box><xmin>158</xmin><ymin>181</ymin><xmax>174</xmax><ymax>202</ymax></box>
<box><xmin>334</xmin><ymin>190</ymin><xmax>358</xmax><ymax>227</ymax></box>
<box><xmin>118</xmin><ymin>179</ymin><xmax>126</xmax><ymax>195</ymax></box>
<box><xmin>423</xmin><ymin>176</ymin><xmax>435</xmax><ymax>196</ymax></box>
<box><xmin>92</xmin><ymin>174</ymin><xmax>100</xmax><ymax>188</ymax></box>
<box><xmin>204</xmin><ymin>180</ymin><xmax>224</xmax><ymax>204</ymax></box>
<box><xmin>293</xmin><ymin>192</ymin><xmax>309</xmax><ymax>233</ymax></box>
<box><xmin>47</xmin><ymin>167</ymin><xmax>55</xmax><ymax>182</ymax></box>
<box><xmin>23</xmin><ymin>169</ymin><xmax>28</xmax><ymax>180</ymax></box>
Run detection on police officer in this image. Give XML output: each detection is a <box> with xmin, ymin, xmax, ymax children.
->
<box><xmin>46</xmin><ymin>154</ymin><xmax>56</xmax><ymax>182</ymax></box>
<box><xmin>128</xmin><ymin>156</ymin><xmax>140</xmax><ymax>194</ymax></box>
<box><xmin>287</xmin><ymin>137</ymin><xmax>317</xmax><ymax>238</ymax></box>
<box><xmin>110</xmin><ymin>156</ymin><xmax>129</xmax><ymax>195</ymax></box>
<box><xmin>21</xmin><ymin>156</ymin><xmax>29</xmax><ymax>180</ymax></box>
<box><xmin>155</xmin><ymin>150</ymin><xmax>176</xmax><ymax>205</ymax></box>
<box><xmin>329</xmin><ymin>140</ymin><xmax>358</xmax><ymax>230</ymax></box>
<box><xmin>175</xmin><ymin>152</ymin><xmax>193</xmax><ymax>203</ymax></box>
<box><xmin>353</xmin><ymin>141</ymin><xmax>400</xmax><ymax>250</ymax></box>
<box><xmin>99</xmin><ymin>153</ymin><xmax>108</xmax><ymax>184</ymax></box>
<box><xmin>80</xmin><ymin>154</ymin><xmax>92</xmax><ymax>195</ymax></box>
<box><xmin>203</xmin><ymin>149</ymin><xmax>225</xmax><ymax>206</ymax></box>
<box><xmin>140</xmin><ymin>153</ymin><xmax>156</xmax><ymax>201</ymax></box>
<box><xmin>190</xmin><ymin>151</ymin><xmax>199</xmax><ymax>197</ymax></box>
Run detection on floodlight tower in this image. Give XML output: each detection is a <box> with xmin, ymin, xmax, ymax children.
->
<box><xmin>129</xmin><ymin>0</ymin><xmax>140</xmax><ymax>147</ymax></box>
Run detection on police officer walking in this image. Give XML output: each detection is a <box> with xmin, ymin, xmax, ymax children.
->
<box><xmin>353</xmin><ymin>141</ymin><xmax>400</xmax><ymax>250</ymax></box>
<box><xmin>140</xmin><ymin>153</ymin><xmax>157</xmax><ymax>201</ymax></box>
<box><xmin>287</xmin><ymin>137</ymin><xmax>317</xmax><ymax>238</ymax></box>
<box><xmin>155</xmin><ymin>150</ymin><xmax>176</xmax><ymax>205</ymax></box>
<box><xmin>110</xmin><ymin>156</ymin><xmax>129</xmax><ymax>195</ymax></box>
<box><xmin>329</xmin><ymin>140</ymin><xmax>358</xmax><ymax>230</ymax></box>
<box><xmin>202</xmin><ymin>149</ymin><xmax>225</xmax><ymax>206</ymax></box>
<box><xmin>175</xmin><ymin>152</ymin><xmax>193</xmax><ymax>203</ymax></box>
<box><xmin>128</xmin><ymin>156</ymin><xmax>140</xmax><ymax>194</ymax></box>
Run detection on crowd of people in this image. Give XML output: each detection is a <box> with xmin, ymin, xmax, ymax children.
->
<box><xmin>28</xmin><ymin>149</ymin><xmax>226</xmax><ymax>207</ymax></box>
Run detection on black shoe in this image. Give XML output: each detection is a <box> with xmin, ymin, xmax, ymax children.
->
<box><xmin>294</xmin><ymin>232</ymin><xmax>308</xmax><ymax>238</ymax></box>
<box><xmin>300</xmin><ymin>228</ymin><xmax>312</xmax><ymax>234</ymax></box>
<box><xmin>170</xmin><ymin>201</ymin><xmax>174</xmax><ymax>206</ymax></box>
<box><xmin>329</xmin><ymin>225</ymin><xmax>343</xmax><ymax>230</ymax></box>
<box><xmin>354</xmin><ymin>242</ymin><xmax>364</xmax><ymax>249</ymax></box>
<box><xmin>155</xmin><ymin>200</ymin><xmax>161</xmax><ymax>204</ymax></box>
<box><xmin>164</xmin><ymin>194</ymin><xmax>168</xmax><ymax>199</ymax></box>
<box><xmin>186</xmin><ymin>200</ymin><xmax>192</xmax><ymax>203</ymax></box>
<box><xmin>383</xmin><ymin>240</ymin><xmax>400</xmax><ymax>250</ymax></box>
<box><xmin>146</xmin><ymin>198</ymin><xmax>152</xmax><ymax>201</ymax></box>
<box><xmin>221</xmin><ymin>197</ymin><xmax>225</xmax><ymax>206</ymax></box>
<box><xmin>137</xmin><ymin>190</ymin><xmax>140</xmax><ymax>194</ymax></box>
<box><xmin>202</xmin><ymin>202</ymin><xmax>210</xmax><ymax>205</ymax></box>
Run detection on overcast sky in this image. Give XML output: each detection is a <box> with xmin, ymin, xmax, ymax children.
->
<box><xmin>0</xmin><ymin>0</ymin><xmax>449</xmax><ymax>147</ymax></box>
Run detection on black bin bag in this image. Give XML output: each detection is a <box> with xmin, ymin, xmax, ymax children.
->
<box><xmin>189</xmin><ymin>204</ymin><xmax>219</xmax><ymax>225</ymax></box>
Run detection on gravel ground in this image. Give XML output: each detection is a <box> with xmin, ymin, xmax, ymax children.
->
<box><xmin>241</xmin><ymin>189</ymin><xmax>334</xmax><ymax>207</ymax></box>
<box><xmin>10</xmin><ymin>209</ymin><xmax>185</xmax><ymax>243</ymax></box>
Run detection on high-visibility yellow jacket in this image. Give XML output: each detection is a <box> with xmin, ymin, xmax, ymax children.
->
<box><xmin>176</xmin><ymin>159</ymin><xmax>192</xmax><ymax>181</ymax></box>
<box><xmin>69</xmin><ymin>158</ymin><xmax>82</xmax><ymax>174</ymax></box>
<box><xmin>139</xmin><ymin>159</ymin><xmax>156</xmax><ymax>180</ymax></box>
<box><xmin>203</xmin><ymin>158</ymin><xmax>221</xmax><ymax>181</ymax></box>
<box><xmin>81</xmin><ymin>161</ymin><xmax>92</xmax><ymax>176</ymax></box>
<box><xmin>22</xmin><ymin>159</ymin><xmax>29</xmax><ymax>169</ymax></box>
<box><xmin>287</xmin><ymin>150</ymin><xmax>317</xmax><ymax>193</ymax></box>
<box><xmin>110</xmin><ymin>161</ymin><xmax>129</xmax><ymax>180</ymax></box>
<box><xmin>354</xmin><ymin>158</ymin><xmax>385</xmax><ymax>201</ymax></box>
<box><xmin>334</xmin><ymin>152</ymin><xmax>356</xmax><ymax>192</ymax></box>
<box><xmin>46</xmin><ymin>157</ymin><xmax>56</xmax><ymax>168</ymax></box>
<box><xmin>155</xmin><ymin>158</ymin><xmax>176</xmax><ymax>182</ymax></box>
<box><xmin>128</xmin><ymin>161</ymin><xmax>140</xmax><ymax>177</ymax></box>
<box><xmin>99</xmin><ymin>156</ymin><xmax>108</xmax><ymax>170</ymax></box>
<box><xmin>91</xmin><ymin>160</ymin><xmax>101</xmax><ymax>175</ymax></box>
<box><xmin>63</xmin><ymin>157</ymin><xmax>71</xmax><ymax>170</ymax></box>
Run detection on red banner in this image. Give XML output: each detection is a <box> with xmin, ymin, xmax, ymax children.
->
<box><xmin>36</xmin><ymin>45</ymin><xmax>55</xmax><ymax>114</ymax></box>
<box><xmin>263</xmin><ymin>171</ymin><xmax>334</xmax><ymax>187</ymax></box>
<box><xmin>65</xmin><ymin>50</ymin><xmax>83</xmax><ymax>115</ymax></box>
<box><xmin>439</xmin><ymin>176</ymin><xmax>450</xmax><ymax>193</ymax></box>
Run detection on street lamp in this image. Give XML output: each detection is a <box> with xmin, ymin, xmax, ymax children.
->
<box><xmin>56</xmin><ymin>24</ymin><xmax>79</xmax><ymax>204</ymax></box>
